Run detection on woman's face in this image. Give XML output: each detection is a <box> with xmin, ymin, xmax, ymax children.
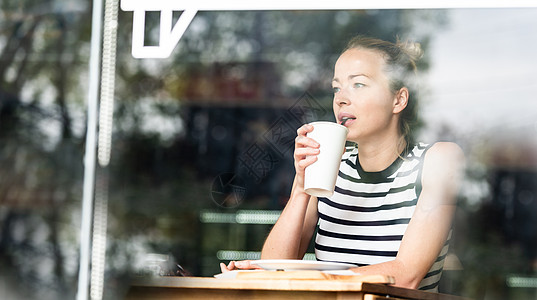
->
<box><xmin>332</xmin><ymin>48</ymin><xmax>399</xmax><ymax>143</ymax></box>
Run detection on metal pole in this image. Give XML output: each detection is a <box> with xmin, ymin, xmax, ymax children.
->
<box><xmin>90</xmin><ymin>0</ymin><xmax>120</xmax><ymax>298</ymax></box>
<box><xmin>77</xmin><ymin>0</ymin><xmax>104</xmax><ymax>299</ymax></box>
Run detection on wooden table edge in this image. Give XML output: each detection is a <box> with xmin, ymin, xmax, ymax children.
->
<box><xmin>127</xmin><ymin>276</ymin><xmax>471</xmax><ymax>300</ymax></box>
<box><xmin>129</xmin><ymin>276</ymin><xmax>371</xmax><ymax>291</ymax></box>
<box><xmin>360</xmin><ymin>282</ymin><xmax>472</xmax><ymax>300</ymax></box>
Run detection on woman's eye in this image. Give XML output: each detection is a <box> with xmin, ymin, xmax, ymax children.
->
<box><xmin>353</xmin><ymin>83</ymin><xmax>364</xmax><ymax>88</ymax></box>
<box><xmin>332</xmin><ymin>86</ymin><xmax>340</xmax><ymax>93</ymax></box>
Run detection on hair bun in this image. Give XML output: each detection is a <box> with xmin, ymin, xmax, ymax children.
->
<box><xmin>398</xmin><ymin>40</ymin><xmax>424</xmax><ymax>61</ymax></box>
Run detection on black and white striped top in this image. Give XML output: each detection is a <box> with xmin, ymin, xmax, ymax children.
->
<box><xmin>314</xmin><ymin>143</ymin><xmax>449</xmax><ymax>292</ymax></box>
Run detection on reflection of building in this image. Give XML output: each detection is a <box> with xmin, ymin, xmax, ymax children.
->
<box><xmin>181</xmin><ymin>103</ymin><xmax>309</xmax><ymax>209</ymax></box>
<box><xmin>172</xmin><ymin>62</ymin><xmax>330</xmax><ymax>275</ymax></box>
<box><xmin>449</xmin><ymin>129</ymin><xmax>537</xmax><ymax>296</ymax></box>
<box><xmin>484</xmin><ymin>134</ymin><xmax>537</xmax><ymax>265</ymax></box>
<box><xmin>177</xmin><ymin>62</ymin><xmax>332</xmax><ymax>208</ymax></box>
<box><xmin>171</xmin><ymin>62</ymin><xmax>336</xmax><ymax>276</ymax></box>
<box><xmin>180</xmin><ymin>62</ymin><xmax>284</xmax><ymax>105</ymax></box>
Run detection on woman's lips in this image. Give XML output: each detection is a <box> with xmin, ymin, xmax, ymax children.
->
<box><xmin>340</xmin><ymin>116</ymin><xmax>356</xmax><ymax>126</ymax></box>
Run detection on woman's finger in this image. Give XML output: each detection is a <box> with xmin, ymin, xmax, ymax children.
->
<box><xmin>295</xmin><ymin>135</ymin><xmax>320</xmax><ymax>149</ymax></box>
<box><xmin>220</xmin><ymin>262</ymin><xmax>230</xmax><ymax>273</ymax></box>
<box><xmin>233</xmin><ymin>261</ymin><xmax>250</xmax><ymax>269</ymax></box>
<box><xmin>297</xmin><ymin>155</ymin><xmax>318</xmax><ymax>170</ymax></box>
<box><xmin>235</xmin><ymin>260</ymin><xmax>263</xmax><ymax>270</ymax></box>
<box><xmin>296</xmin><ymin>124</ymin><xmax>314</xmax><ymax>136</ymax></box>
<box><xmin>294</xmin><ymin>147</ymin><xmax>320</xmax><ymax>157</ymax></box>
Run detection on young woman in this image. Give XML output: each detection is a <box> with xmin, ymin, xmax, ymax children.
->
<box><xmin>221</xmin><ymin>36</ymin><xmax>465</xmax><ymax>292</ymax></box>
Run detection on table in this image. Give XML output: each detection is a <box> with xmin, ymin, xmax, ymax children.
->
<box><xmin>125</xmin><ymin>272</ymin><xmax>470</xmax><ymax>300</ymax></box>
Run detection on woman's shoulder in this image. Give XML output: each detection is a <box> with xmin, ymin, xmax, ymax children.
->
<box><xmin>417</xmin><ymin>141</ymin><xmax>466</xmax><ymax>207</ymax></box>
<box><xmin>424</xmin><ymin>142</ymin><xmax>465</xmax><ymax>162</ymax></box>
<box><xmin>408</xmin><ymin>142</ymin><xmax>465</xmax><ymax>174</ymax></box>
<box><xmin>421</xmin><ymin>141</ymin><xmax>466</xmax><ymax>180</ymax></box>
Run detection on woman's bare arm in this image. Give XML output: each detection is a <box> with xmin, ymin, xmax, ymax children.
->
<box><xmin>261</xmin><ymin>178</ymin><xmax>318</xmax><ymax>259</ymax></box>
<box><xmin>349</xmin><ymin>142</ymin><xmax>465</xmax><ymax>289</ymax></box>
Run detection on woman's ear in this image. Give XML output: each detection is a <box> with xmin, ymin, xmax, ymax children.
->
<box><xmin>393</xmin><ymin>87</ymin><xmax>409</xmax><ymax>114</ymax></box>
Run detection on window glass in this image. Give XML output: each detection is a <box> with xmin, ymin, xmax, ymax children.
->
<box><xmin>1</xmin><ymin>3</ymin><xmax>537</xmax><ymax>299</ymax></box>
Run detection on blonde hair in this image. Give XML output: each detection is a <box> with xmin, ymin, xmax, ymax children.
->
<box><xmin>343</xmin><ymin>35</ymin><xmax>423</xmax><ymax>148</ymax></box>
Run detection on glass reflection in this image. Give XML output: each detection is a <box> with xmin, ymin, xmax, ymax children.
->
<box><xmin>1</xmin><ymin>3</ymin><xmax>537</xmax><ymax>299</ymax></box>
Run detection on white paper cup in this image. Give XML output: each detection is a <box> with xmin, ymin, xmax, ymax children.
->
<box><xmin>304</xmin><ymin>121</ymin><xmax>348</xmax><ymax>197</ymax></box>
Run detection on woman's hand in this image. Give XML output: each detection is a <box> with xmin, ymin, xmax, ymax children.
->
<box><xmin>219</xmin><ymin>260</ymin><xmax>263</xmax><ymax>273</ymax></box>
<box><xmin>293</xmin><ymin>124</ymin><xmax>320</xmax><ymax>188</ymax></box>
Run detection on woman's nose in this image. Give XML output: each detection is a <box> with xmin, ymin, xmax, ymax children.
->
<box><xmin>334</xmin><ymin>90</ymin><xmax>349</xmax><ymax>106</ymax></box>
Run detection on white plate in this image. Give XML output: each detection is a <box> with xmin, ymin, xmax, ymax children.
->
<box><xmin>250</xmin><ymin>259</ymin><xmax>357</xmax><ymax>271</ymax></box>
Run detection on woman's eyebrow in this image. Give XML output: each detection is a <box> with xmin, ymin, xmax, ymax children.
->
<box><xmin>333</xmin><ymin>73</ymin><xmax>370</xmax><ymax>83</ymax></box>
<box><xmin>349</xmin><ymin>73</ymin><xmax>369</xmax><ymax>79</ymax></box>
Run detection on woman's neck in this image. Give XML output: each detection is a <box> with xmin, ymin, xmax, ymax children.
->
<box><xmin>356</xmin><ymin>136</ymin><xmax>406</xmax><ymax>172</ymax></box>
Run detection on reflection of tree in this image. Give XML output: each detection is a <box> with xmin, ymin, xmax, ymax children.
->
<box><xmin>169</xmin><ymin>10</ymin><xmax>445</xmax><ymax>96</ymax></box>
<box><xmin>1</xmin><ymin>1</ymin><xmax>88</xmax><ymax>299</ymax></box>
